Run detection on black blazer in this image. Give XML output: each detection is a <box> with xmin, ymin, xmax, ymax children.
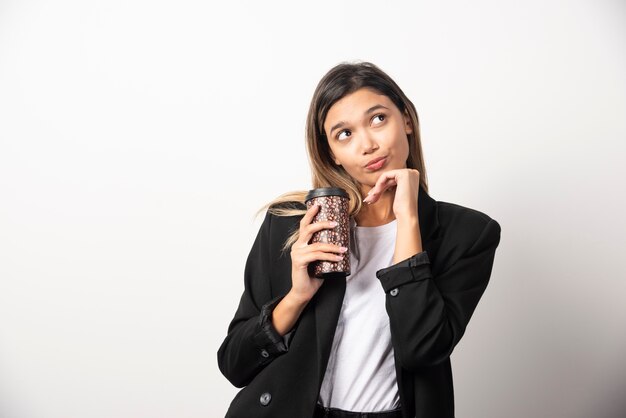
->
<box><xmin>218</xmin><ymin>186</ymin><xmax>501</xmax><ymax>418</ymax></box>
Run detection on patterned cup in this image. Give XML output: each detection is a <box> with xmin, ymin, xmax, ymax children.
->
<box><xmin>304</xmin><ymin>187</ymin><xmax>351</xmax><ymax>279</ymax></box>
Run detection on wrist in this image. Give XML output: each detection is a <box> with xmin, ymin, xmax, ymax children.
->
<box><xmin>396</xmin><ymin>214</ymin><xmax>419</xmax><ymax>225</ymax></box>
<box><xmin>286</xmin><ymin>288</ymin><xmax>312</xmax><ymax>307</ymax></box>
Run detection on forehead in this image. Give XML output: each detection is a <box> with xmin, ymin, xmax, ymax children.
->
<box><xmin>324</xmin><ymin>88</ymin><xmax>396</xmax><ymax>130</ymax></box>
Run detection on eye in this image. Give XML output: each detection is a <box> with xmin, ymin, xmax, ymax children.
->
<box><xmin>372</xmin><ymin>114</ymin><xmax>386</xmax><ymax>125</ymax></box>
<box><xmin>337</xmin><ymin>130</ymin><xmax>351</xmax><ymax>141</ymax></box>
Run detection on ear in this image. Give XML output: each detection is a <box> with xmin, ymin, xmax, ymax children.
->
<box><xmin>403</xmin><ymin>109</ymin><xmax>413</xmax><ymax>135</ymax></box>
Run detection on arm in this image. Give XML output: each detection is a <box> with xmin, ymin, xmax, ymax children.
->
<box><xmin>217</xmin><ymin>203</ymin><xmax>340</xmax><ymax>387</ymax></box>
<box><xmin>393</xmin><ymin>216</ymin><xmax>422</xmax><ymax>264</ymax></box>
<box><xmin>216</xmin><ymin>211</ymin><xmax>295</xmax><ymax>388</ymax></box>
<box><xmin>376</xmin><ymin>218</ymin><xmax>502</xmax><ymax>370</ymax></box>
<box><xmin>270</xmin><ymin>290</ymin><xmax>309</xmax><ymax>336</ymax></box>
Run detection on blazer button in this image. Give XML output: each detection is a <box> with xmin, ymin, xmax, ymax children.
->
<box><xmin>261</xmin><ymin>349</ymin><xmax>269</xmax><ymax>358</ymax></box>
<box><xmin>390</xmin><ymin>288</ymin><xmax>399</xmax><ymax>297</ymax></box>
<box><xmin>259</xmin><ymin>392</ymin><xmax>272</xmax><ymax>406</ymax></box>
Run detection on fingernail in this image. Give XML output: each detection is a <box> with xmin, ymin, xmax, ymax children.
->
<box><xmin>330</xmin><ymin>221</ymin><xmax>338</xmax><ymax>227</ymax></box>
<box><xmin>339</xmin><ymin>247</ymin><xmax>348</xmax><ymax>252</ymax></box>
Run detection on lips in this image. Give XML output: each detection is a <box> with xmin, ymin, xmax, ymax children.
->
<box><xmin>365</xmin><ymin>156</ymin><xmax>387</xmax><ymax>170</ymax></box>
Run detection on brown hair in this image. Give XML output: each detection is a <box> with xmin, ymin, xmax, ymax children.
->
<box><xmin>255</xmin><ymin>61</ymin><xmax>429</xmax><ymax>254</ymax></box>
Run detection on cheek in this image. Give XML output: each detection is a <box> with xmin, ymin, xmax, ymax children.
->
<box><xmin>391</xmin><ymin>130</ymin><xmax>410</xmax><ymax>161</ymax></box>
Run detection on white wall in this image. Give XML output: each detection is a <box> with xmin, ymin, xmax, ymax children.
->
<box><xmin>1</xmin><ymin>1</ymin><xmax>625</xmax><ymax>417</ymax></box>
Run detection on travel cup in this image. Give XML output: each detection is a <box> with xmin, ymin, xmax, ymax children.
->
<box><xmin>304</xmin><ymin>187</ymin><xmax>351</xmax><ymax>279</ymax></box>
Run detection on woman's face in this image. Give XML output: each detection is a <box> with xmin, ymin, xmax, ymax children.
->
<box><xmin>323</xmin><ymin>87</ymin><xmax>412</xmax><ymax>193</ymax></box>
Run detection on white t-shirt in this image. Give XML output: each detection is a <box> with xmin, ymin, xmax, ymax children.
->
<box><xmin>318</xmin><ymin>218</ymin><xmax>400</xmax><ymax>412</ymax></box>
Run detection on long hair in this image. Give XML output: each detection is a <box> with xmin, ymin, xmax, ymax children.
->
<box><xmin>255</xmin><ymin>61</ymin><xmax>429</xmax><ymax>254</ymax></box>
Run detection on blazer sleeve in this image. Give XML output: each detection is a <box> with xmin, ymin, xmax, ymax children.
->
<box><xmin>376</xmin><ymin>218</ymin><xmax>501</xmax><ymax>370</ymax></box>
<box><xmin>217</xmin><ymin>210</ymin><xmax>294</xmax><ymax>388</ymax></box>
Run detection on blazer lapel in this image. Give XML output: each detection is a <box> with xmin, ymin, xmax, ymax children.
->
<box><xmin>313</xmin><ymin>275</ymin><xmax>346</xmax><ymax>389</ymax></box>
<box><xmin>418</xmin><ymin>185</ymin><xmax>443</xmax><ymax>267</ymax></box>
<box><xmin>417</xmin><ymin>185</ymin><xmax>440</xmax><ymax>241</ymax></box>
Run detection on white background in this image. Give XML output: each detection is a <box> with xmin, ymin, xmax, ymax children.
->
<box><xmin>1</xmin><ymin>1</ymin><xmax>625</xmax><ymax>417</ymax></box>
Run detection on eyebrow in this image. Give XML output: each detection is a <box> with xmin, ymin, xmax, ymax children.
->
<box><xmin>328</xmin><ymin>104</ymin><xmax>390</xmax><ymax>137</ymax></box>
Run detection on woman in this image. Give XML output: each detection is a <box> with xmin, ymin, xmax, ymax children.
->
<box><xmin>217</xmin><ymin>61</ymin><xmax>501</xmax><ymax>418</ymax></box>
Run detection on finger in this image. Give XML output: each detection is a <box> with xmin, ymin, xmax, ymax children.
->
<box><xmin>300</xmin><ymin>251</ymin><xmax>346</xmax><ymax>265</ymax></box>
<box><xmin>300</xmin><ymin>203</ymin><xmax>321</xmax><ymax>228</ymax></box>
<box><xmin>369</xmin><ymin>171</ymin><xmax>397</xmax><ymax>195</ymax></box>
<box><xmin>293</xmin><ymin>243</ymin><xmax>347</xmax><ymax>261</ymax></box>
<box><xmin>292</xmin><ymin>241</ymin><xmax>346</xmax><ymax>258</ymax></box>
<box><xmin>365</xmin><ymin>176</ymin><xmax>397</xmax><ymax>204</ymax></box>
<box><xmin>300</xmin><ymin>220</ymin><xmax>338</xmax><ymax>245</ymax></box>
<box><xmin>306</xmin><ymin>242</ymin><xmax>348</xmax><ymax>254</ymax></box>
<box><xmin>379</xmin><ymin>176</ymin><xmax>397</xmax><ymax>189</ymax></box>
<box><xmin>294</xmin><ymin>204</ymin><xmax>320</xmax><ymax>249</ymax></box>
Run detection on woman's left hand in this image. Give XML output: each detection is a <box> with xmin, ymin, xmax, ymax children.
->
<box><xmin>363</xmin><ymin>168</ymin><xmax>421</xmax><ymax>221</ymax></box>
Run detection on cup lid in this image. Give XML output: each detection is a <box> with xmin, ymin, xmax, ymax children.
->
<box><xmin>305</xmin><ymin>187</ymin><xmax>349</xmax><ymax>201</ymax></box>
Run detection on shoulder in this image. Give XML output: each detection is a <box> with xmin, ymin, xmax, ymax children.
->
<box><xmin>435</xmin><ymin>199</ymin><xmax>501</xmax><ymax>255</ymax></box>
<box><xmin>437</xmin><ymin>199</ymin><xmax>497</xmax><ymax>229</ymax></box>
<box><xmin>261</xmin><ymin>201</ymin><xmax>307</xmax><ymax>236</ymax></box>
<box><xmin>269</xmin><ymin>201</ymin><xmax>307</xmax><ymax>211</ymax></box>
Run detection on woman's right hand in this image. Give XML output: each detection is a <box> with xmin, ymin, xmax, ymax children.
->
<box><xmin>289</xmin><ymin>203</ymin><xmax>348</xmax><ymax>304</ymax></box>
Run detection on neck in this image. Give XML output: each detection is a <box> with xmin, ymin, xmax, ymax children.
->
<box><xmin>355</xmin><ymin>188</ymin><xmax>396</xmax><ymax>227</ymax></box>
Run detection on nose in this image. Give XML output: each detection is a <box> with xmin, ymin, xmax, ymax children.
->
<box><xmin>360</xmin><ymin>131</ymin><xmax>379</xmax><ymax>154</ymax></box>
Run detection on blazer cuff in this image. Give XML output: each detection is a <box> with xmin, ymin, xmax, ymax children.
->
<box><xmin>252</xmin><ymin>295</ymin><xmax>294</xmax><ymax>361</ymax></box>
<box><xmin>376</xmin><ymin>251</ymin><xmax>433</xmax><ymax>293</ymax></box>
